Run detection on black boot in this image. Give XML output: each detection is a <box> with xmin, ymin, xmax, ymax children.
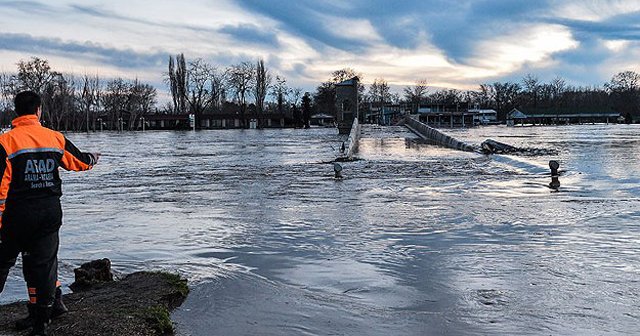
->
<box><xmin>29</xmin><ymin>305</ymin><xmax>51</xmax><ymax>336</ymax></box>
<box><xmin>16</xmin><ymin>288</ymin><xmax>67</xmax><ymax>330</ymax></box>
<box><xmin>15</xmin><ymin>303</ymin><xmax>36</xmax><ymax>330</ymax></box>
<box><xmin>52</xmin><ymin>286</ymin><xmax>68</xmax><ymax>317</ymax></box>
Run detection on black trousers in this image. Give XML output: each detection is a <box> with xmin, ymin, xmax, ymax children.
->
<box><xmin>0</xmin><ymin>199</ymin><xmax>61</xmax><ymax>307</ymax></box>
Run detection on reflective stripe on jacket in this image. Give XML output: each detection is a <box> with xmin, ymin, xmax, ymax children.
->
<box><xmin>0</xmin><ymin>115</ymin><xmax>96</xmax><ymax>228</ymax></box>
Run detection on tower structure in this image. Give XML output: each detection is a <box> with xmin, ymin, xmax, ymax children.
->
<box><xmin>335</xmin><ymin>77</ymin><xmax>359</xmax><ymax>134</ymax></box>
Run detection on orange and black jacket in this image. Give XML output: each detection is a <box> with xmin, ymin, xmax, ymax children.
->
<box><xmin>0</xmin><ymin>115</ymin><xmax>96</xmax><ymax>228</ymax></box>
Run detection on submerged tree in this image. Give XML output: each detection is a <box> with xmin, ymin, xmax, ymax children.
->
<box><xmin>185</xmin><ymin>59</ymin><xmax>214</xmax><ymax>125</ymax></box>
<box><xmin>271</xmin><ymin>75</ymin><xmax>290</xmax><ymax>115</ymax></box>
<box><xmin>42</xmin><ymin>74</ymin><xmax>75</xmax><ymax>130</ymax></box>
<box><xmin>301</xmin><ymin>92</ymin><xmax>312</xmax><ymax>128</ymax></box>
<box><xmin>227</xmin><ymin>61</ymin><xmax>255</xmax><ymax>127</ymax></box>
<box><xmin>128</xmin><ymin>80</ymin><xmax>157</xmax><ymax>130</ymax></box>
<box><xmin>79</xmin><ymin>74</ymin><xmax>101</xmax><ymax>132</ymax></box>
<box><xmin>253</xmin><ymin>59</ymin><xmax>272</xmax><ymax>126</ymax></box>
<box><xmin>605</xmin><ymin>70</ymin><xmax>640</xmax><ymax>121</ymax></box>
<box><xmin>166</xmin><ymin>54</ymin><xmax>187</xmax><ymax>114</ymax></box>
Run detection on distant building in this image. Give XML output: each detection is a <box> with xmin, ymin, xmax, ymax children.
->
<box><xmin>507</xmin><ymin>108</ymin><xmax>620</xmax><ymax>126</ymax></box>
<box><xmin>310</xmin><ymin>113</ymin><xmax>335</xmax><ymax>127</ymax></box>
<box><xmin>469</xmin><ymin>108</ymin><xmax>498</xmax><ymax>125</ymax></box>
<box><xmin>415</xmin><ymin>103</ymin><xmax>476</xmax><ymax>128</ymax></box>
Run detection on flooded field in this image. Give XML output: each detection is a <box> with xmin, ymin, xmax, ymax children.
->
<box><xmin>2</xmin><ymin>124</ymin><xmax>639</xmax><ymax>335</ymax></box>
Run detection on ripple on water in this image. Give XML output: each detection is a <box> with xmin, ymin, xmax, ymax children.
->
<box><xmin>2</xmin><ymin>126</ymin><xmax>638</xmax><ymax>333</ymax></box>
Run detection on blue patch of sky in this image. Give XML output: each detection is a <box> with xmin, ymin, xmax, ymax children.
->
<box><xmin>234</xmin><ymin>0</ymin><xmax>376</xmax><ymax>52</ymax></box>
<box><xmin>218</xmin><ymin>24</ymin><xmax>280</xmax><ymax>47</ymax></box>
<box><xmin>0</xmin><ymin>0</ymin><xmax>53</xmax><ymax>14</ymax></box>
<box><xmin>548</xmin><ymin>17</ymin><xmax>640</xmax><ymax>41</ymax></box>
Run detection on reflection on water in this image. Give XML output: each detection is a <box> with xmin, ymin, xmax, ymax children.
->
<box><xmin>2</xmin><ymin>125</ymin><xmax>639</xmax><ymax>335</ymax></box>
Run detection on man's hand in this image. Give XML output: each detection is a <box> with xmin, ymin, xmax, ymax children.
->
<box><xmin>91</xmin><ymin>152</ymin><xmax>101</xmax><ymax>164</ymax></box>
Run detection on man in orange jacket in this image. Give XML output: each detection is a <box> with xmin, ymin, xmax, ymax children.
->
<box><xmin>0</xmin><ymin>91</ymin><xmax>99</xmax><ymax>336</ymax></box>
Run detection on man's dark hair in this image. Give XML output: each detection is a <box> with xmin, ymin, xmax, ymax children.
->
<box><xmin>14</xmin><ymin>91</ymin><xmax>41</xmax><ymax>116</ymax></box>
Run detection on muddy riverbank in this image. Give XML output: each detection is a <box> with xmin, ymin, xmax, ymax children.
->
<box><xmin>0</xmin><ymin>271</ymin><xmax>188</xmax><ymax>335</ymax></box>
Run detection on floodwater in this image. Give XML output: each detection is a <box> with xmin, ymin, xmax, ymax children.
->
<box><xmin>2</xmin><ymin>124</ymin><xmax>639</xmax><ymax>335</ymax></box>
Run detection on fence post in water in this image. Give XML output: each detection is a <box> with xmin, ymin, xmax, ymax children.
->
<box><xmin>334</xmin><ymin>162</ymin><xmax>343</xmax><ymax>179</ymax></box>
<box><xmin>549</xmin><ymin>160</ymin><xmax>560</xmax><ymax>190</ymax></box>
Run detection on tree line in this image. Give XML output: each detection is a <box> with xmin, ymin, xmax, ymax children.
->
<box><xmin>1</xmin><ymin>55</ymin><xmax>639</xmax><ymax>132</ymax></box>
<box><xmin>314</xmin><ymin>69</ymin><xmax>639</xmax><ymax>123</ymax></box>
<box><xmin>163</xmin><ymin>54</ymin><xmax>311</xmax><ymax>128</ymax></box>
<box><xmin>0</xmin><ymin>57</ymin><xmax>157</xmax><ymax>131</ymax></box>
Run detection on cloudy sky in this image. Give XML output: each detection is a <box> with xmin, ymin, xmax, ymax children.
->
<box><xmin>1</xmin><ymin>0</ymin><xmax>640</xmax><ymax>95</ymax></box>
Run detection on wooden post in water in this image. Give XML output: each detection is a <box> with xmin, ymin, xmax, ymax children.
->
<box><xmin>334</xmin><ymin>162</ymin><xmax>343</xmax><ymax>179</ymax></box>
<box><xmin>549</xmin><ymin>160</ymin><xmax>560</xmax><ymax>190</ymax></box>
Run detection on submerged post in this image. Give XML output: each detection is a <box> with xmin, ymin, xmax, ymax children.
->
<box><xmin>549</xmin><ymin>160</ymin><xmax>560</xmax><ymax>190</ymax></box>
<box><xmin>334</xmin><ymin>162</ymin><xmax>343</xmax><ymax>179</ymax></box>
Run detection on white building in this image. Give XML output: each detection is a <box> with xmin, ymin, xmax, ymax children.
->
<box><xmin>469</xmin><ymin>109</ymin><xmax>498</xmax><ymax>125</ymax></box>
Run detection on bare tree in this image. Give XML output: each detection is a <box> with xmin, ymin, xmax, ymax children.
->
<box><xmin>331</xmin><ymin>68</ymin><xmax>360</xmax><ymax>83</ymax></box>
<box><xmin>331</xmin><ymin>67</ymin><xmax>365</xmax><ymax>99</ymax></box>
<box><xmin>79</xmin><ymin>74</ymin><xmax>101</xmax><ymax>131</ymax></box>
<box><xmin>368</xmin><ymin>78</ymin><xmax>390</xmax><ymax>124</ymax></box>
<box><xmin>522</xmin><ymin>73</ymin><xmax>541</xmax><ymax>109</ymax></box>
<box><xmin>166</xmin><ymin>54</ymin><xmax>187</xmax><ymax>114</ymax></box>
<box><xmin>430</xmin><ymin>89</ymin><xmax>462</xmax><ymax>106</ymax></box>
<box><xmin>0</xmin><ymin>72</ymin><xmax>13</xmax><ymax>125</ymax></box>
<box><xmin>550</xmin><ymin>76</ymin><xmax>567</xmax><ymax>101</ymax></box>
<box><xmin>291</xmin><ymin>87</ymin><xmax>303</xmax><ymax>107</ymax></box>
<box><xmin>42</xmin><ymin>74</ymin><xmax>75</xmax><ymax>130</ymax></box>
<box><xmin>227</xmin><ymin>62</ymin><xmax>255</xmax><ymax>123</ymax></box>
<box><xmin>605</xmin><ymin>70</ymin><xmax>640</xmax><ymax>121</ymax></box>
<box><xmin>102</xmin><ymin>78</ymin><xmax>132</xmax><ymax>130</ymax></box>
<box><xmin>605</xmin><ymin>70</ymin><xmax>640</xmax><ymax>92</ymax></box>
<box><xmin>369</xmin><ymin>78</ymin><xmax>390</xmax><ymax>106</ymax></box>
<box><xmin>270</xmin><ymin>75</ymin><xmax>289</xmax><ymax>115</ymax></box>
<box><xmin>253</xmin><ymin>59</ymin><xmax>272</xmax><ymax>126</ymax></box>
<box><xmin>128</xmin><ymin>79</ymin><xmax>157</xmax><ymax>130</ymax></box>
<box><xmin>14</xmin><ymin>57</ymin><xmax>59</xmax><ymax>94</ymax></box>
<box><xmin>403</xmin><ymin>79</ymin><xmax>428</xmax><ymax>113</ymax></box>
<box><xmin>210</xmin><ymin>68</ymin><xmax>227</xmax><ymax>111</ymax></box>
<box><xmin>184</xmin><ymin>58</ymin><xmax>215</xmax><ymax>128</ymax></box>
<box><xmin>491</xmin><ymin>82</ymin><xmax>521</xmax><ymax>120</ymax></box>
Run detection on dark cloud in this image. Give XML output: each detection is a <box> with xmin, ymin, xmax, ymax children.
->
<box><xmin>546</xmin><ymin>13</ymin><xmax>640</xmax><ymax>41</ymax></box>
<box><xmin>68</xmin><ymin>4</ymin><xmax>217</xmax><ymax>35</ymax></box>
<box><xmin>234</xmin><ymin>0</ymin><xmax>555</xmax><ymax>63</ymax></box>
<box><xmin>0</xmin><ymin>33</ymin><xmax>167</xmax><ymax>69</ymax></box>
<box><xmin>233</xmin><ymin>0</ymin><xmax>373</xmax><ymax>52</ymax></box>
<box><xmin>218</xmin><ymin>24</ymin><xmax>280</xmax><ymax>47</ymax></box>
